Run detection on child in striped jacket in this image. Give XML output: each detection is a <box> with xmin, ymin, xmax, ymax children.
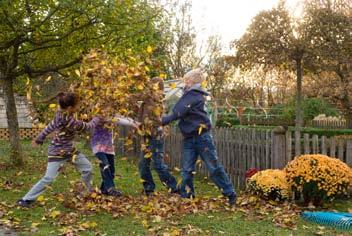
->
<box><xmin>17</xmin><ymin>92</ymin><xmax>100</xmax><ymax>207</ymax></box>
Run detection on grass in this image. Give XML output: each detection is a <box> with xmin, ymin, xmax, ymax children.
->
<box><xmin>0</xmin><ymin>140</ymin><xmax>352</xmax><ymax>235</ymax></box>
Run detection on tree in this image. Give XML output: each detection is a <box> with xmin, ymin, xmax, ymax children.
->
<box><xmin>0</xmin><ymin>0</ymin><xmax>165</xmax><ymax>165</ymax></box>
<box><xmin>232</xmin><ymin>1</ymin><xmax>308</xmax><ymax>154</ymax></box>
<box><xmin>159</xmin><ymin>1</ymin><xmax>201</xmax><ymax>79</ymax></box>
<box><xmin>301</xmin><ymin>3</ymin><xmax>352</xmax><ymax>126</ymax></box>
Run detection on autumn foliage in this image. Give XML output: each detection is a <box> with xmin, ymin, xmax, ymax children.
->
<box><xmin>74</xmin><ymin>49</ymin><xmax>164</xmax><ymax>145</ymax></box>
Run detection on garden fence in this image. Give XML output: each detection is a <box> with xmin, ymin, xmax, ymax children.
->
<box><xmin>115</xmin><ymin>126</ymin><xmax>352</xmax><ymax>189</ymax></box>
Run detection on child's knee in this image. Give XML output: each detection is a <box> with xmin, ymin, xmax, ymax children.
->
<box><xmin>42</xmin><ymin>176</ymin><xmax>55</xmax><ymax>184</ymax></box>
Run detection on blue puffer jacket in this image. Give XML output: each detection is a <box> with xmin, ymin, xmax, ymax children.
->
<box><xmin>162</xmin><ymin>84</ymin><xmax>211</xmax><ymax>138</ymax></box>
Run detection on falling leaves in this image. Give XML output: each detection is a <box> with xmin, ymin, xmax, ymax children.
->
<box><xmin>146</xmin><ymin>45</ymin><xmax>153</xmax><ymax>54</ymax></box>
<box><xmin>49</xmin><ymin>104</ymin><xmax>56</xmax><ymax>109</ymax></box>
<box><xmin>75</xmin><ymin>49</ymin><xmax>165</xmax><ymax>150</ymax></box>
<box><xmin>170</xmin><ymin>82</ymin><xmax>177</xmax><ymax>89</ymax></box>
<box><xmin>74</xmin><ymin>69</ymin><xmax>80</xmax><ymax>77</ymax></box>
<box><xmin>198</xmin><ymin>124</ymin><xmax>207</xmax><ymax>135</ymax></box>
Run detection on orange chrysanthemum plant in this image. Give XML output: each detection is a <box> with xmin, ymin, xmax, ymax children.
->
<box><xmin>285</xmin><ymin>154</ymin><xmax>352</xmax><ymax>206</ymax></box>
<box><xmin>247</xmin><ymin>169</ymin><xmax>291</xmax><ymax>201</ymax></box>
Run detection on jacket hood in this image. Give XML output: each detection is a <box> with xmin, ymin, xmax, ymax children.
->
<box><xmin>186</xmin><ymin>83</ymin><xmax>210</xmax><ymax>96</ymax></box>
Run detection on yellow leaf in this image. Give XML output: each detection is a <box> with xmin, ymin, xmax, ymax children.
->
<box><xmin>37</xmin><ymin>196</ymin><xmax>46</xmax><ymax>202</ymax></box>
<box><xmin>144</xmin><ymin>66</ymin><xmax>150</xmax><ymax>72</ymax></box>
<box><xmin>136</xmin><ymin>84</ymin><xmax>144</xmax><ymax>90</ymax></box>
<box><xmin>50</xmin><ymin>210</ymin><xmax>61</xmax><ymax>219</ymax></box>
<box><xmin>91</xmin><ymin>192</ymin><xmax>97</xmax><ymax>198</ymax></box>
<box><xmin>72</xmin><ymin>154</ymin><xmax>77</xmax><ymax>163</ymax></box>
<box><xmin>201</xmin><ymin>80</ymin><xmax>207</xmax><ymax>88</ymax></box>
<box><xmin>89</xmin><ymin>221</ymin><xmax>97</xmax><ymax>228</ymax></box>
<box><xmin>174</xmin><ymin>167</ymin><xmax>180</xmax><ymax>172</ymax></box>
<box><xmin>45</xmin><ymin>76</ymin><xmax>52</xmax><ymax>82</ymax></box>
<box><xmin>31</xmin><ymin>222</ymin><xmax>40</xmax><ymax>228</ymax></box>
<box><xmin>146</xmin><ymin>45</ymin><xmax>153</xmax><ymax>54</ymax></box>
<box><xmin>139</xmin><ymin>178</ymin><xmax>146</xmax><ymax>183</ymax></box>
<box><xmin>171</xmin><ymin>229</ymin><xmax>180</xmax><ymax>236</ymax></box>
<box><xmin>75</xmin><ymin>69</ymin><xmax>80</xmax><ymax>77</ymax></box>
<box><xmin>49</xmin><ymin>104</ymin><xmax>56</xmax><ymax>109</ymax></box>
<box><xmin>81</xmin><ymin>114</ymin><xmax>88</xmax><ymax>120</ymax></box>
<box><xmin>159</xmin><ymin>73</ymin><xmax>166</xmax><ymax>79</ymax></box>
<box><xmin>198</xmin><ymin>124</ymin><xmax>207</xmax><ymax>135</ymax></box>
<box><xmin>177</xmin><ymin>178</ymin><xmax>182</xmax><ymax>187</ymax></box>
<box><xmin>124</xmin><ymin>139</ymin><xmax>133</xmax><ymax>146</ymax></box>
<box><xmin>26</xmin><ymin>77</ymin><xmax>30</xmax><ymax>86</ymax></box>
<box><xmin>153</xmin><ymin>107</ymin><xmax>161</xmax><ymax>116</ymax></box>
<box><xmin>144</xmin><ymin>152</ymin><xmax>152</xmax><ymax>158</ymax></box>
<box><xmin>170</xmin><ymin>82</ymin><xmax>177</xmax><ymax>89</ymax></box>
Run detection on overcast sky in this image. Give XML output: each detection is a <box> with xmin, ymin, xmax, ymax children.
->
<box><xmin>190</xmin><ymin>0</ymin><xmax>303</xmax><ymax>52</ymax></box>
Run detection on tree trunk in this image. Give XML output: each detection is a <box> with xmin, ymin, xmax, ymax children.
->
<box><xmin>1</xmin><ymin>77</ymin><xmax>23</xmax><ymax>166</ymax></box>
<box><xmin>295</xmin><ymin>58</ymin><xmax>303</xmax><ymax>156</ymax></box>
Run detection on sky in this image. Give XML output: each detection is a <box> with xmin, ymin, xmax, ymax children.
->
<box><xmin>190</xmin><ymin>0</ymin><xmax>303</xmax><ymax>52</ymax></box>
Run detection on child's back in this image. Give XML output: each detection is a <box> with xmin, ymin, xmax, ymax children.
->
<box><xmin>35</xmin><ymin>110</ymin><xmax>99</xmax><ymax>161</ymax></box>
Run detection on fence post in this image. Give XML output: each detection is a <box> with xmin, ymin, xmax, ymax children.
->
<box><xmin>272</xmin><ymin>126</ymin><xmax>287</xmax><ymax>169</ymax></box>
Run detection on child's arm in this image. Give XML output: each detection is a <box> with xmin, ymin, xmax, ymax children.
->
<box><xmin>114</xmin><ymin>115</ymin><xmax>140</xmax><ymax>128</ymax></box>
<box><xmin>68</xmin><ymin>116</ymin><xmax>100</xmax><ymax>132</ymax></box>
<box><xmin>34</xmin><ymin>119</ymin><xmax>58</xmax><ymax>145</ymax></box>
<box><xmin>162</xmin><ymin>93</ymin><xmax>196</xmax><ymax>125</ymax></box>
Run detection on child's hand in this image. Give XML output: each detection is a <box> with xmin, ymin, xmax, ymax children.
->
<box><xmin>31</xmin><ymin>140</ymin><xmax>38</xmax><ymax>148</ymax></box>
<box><xmin>132</xmin><ymin>121</ymin><xmax>141</xmax><ymax>129</ymax></box>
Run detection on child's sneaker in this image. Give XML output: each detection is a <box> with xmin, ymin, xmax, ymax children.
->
<box><xmin>180</xmin><ymin>192</ymin><xmax>195</xmax><ymax>199</ymax></box>
<box><xmin>17</xmin><ymin>199</ymin><xmax>35</xmax><ymax>208</ymax></box>
<box><xmin>170</xmin><ymin>188</ymin><xmax>181</xmax><ymax>194</ymax></box>
<box><xmin>107</xmin><ymin>189</ymin><xmax>123</xmax><ymax>197</ymax></box>
<box><xmin>227</xmin><ymin>193</ymin><xmax>237</xmax><ymax>206</ymax></box>
<box><xmin>144</xmin><ymin>190</ymin><xmax>154</xmax><ymax>196</ymax></box>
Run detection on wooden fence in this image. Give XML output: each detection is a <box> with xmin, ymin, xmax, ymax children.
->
<box><xmin>116</xmin><ymin>126</ymin><xmax>352</xmax><ymax>189</ymax></box>
<box><xmin>307</xmin><ymin>119</ymin><xmax>347</xmax><ymax>129</ymax></box>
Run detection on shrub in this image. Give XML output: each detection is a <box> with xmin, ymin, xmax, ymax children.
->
<box><xmin>247</xmin><ymin>169</ymin><xmax>291</xmax><ymax>201</ymax></box>
<box><xmin>285</xmin><ymin>154</ymin><xmax>352</xmax><ymax>205</ymax></box>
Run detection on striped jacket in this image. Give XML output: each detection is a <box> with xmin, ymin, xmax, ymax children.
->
<box><xmin>35</xmin><ymin>111</ymin><xmax>99</xmax><ymax>161</ymax></box>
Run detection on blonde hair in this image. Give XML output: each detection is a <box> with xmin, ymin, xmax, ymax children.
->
<box><xmin>183</xmin><ymin>68</ymin><xmax>206</xmax><ymax>84</ymax></box>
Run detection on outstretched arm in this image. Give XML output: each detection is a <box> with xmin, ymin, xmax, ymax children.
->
<box><xmin>114</xmin><ymin>115</ymin><xmax>140</xmax><ymax>128</ymax></box>
<box><xmin>68</xmin><ymin>116</ymin><xmax>101</xmax><ymax>132</ymax></box>
<box><xmin>162</xmin><ymin>94</ymin><xmax>195</xmax><ymax>125</ymax></box>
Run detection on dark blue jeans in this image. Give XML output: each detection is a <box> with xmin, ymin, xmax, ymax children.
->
<box><xmin>139</xmin><ymin>137</ymin><xmax>178</xmax><ymax>193</ymax></box>
<box><xmin>181</xmin><ymin>132</ymin><xmax>235</xmax><ymax>198</ymax></box>
<box><xmin>95</xmin><ymin>152</ymin><xmax>116</xmax><ymax>193</ymax></box>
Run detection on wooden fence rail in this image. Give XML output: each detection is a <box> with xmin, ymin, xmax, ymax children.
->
<box><xmin>307</xmin><ymin>120</ymin><xmax>347</xmax><ymax>129</ymax></box>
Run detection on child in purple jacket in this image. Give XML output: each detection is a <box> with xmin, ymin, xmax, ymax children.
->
<box><xmin>91</xmin><ymin>116</ymin><xmax>139</xmax><ymax>197</ymax></box>
<box><xmin>17</xmin><ymin>92</ymin><xmax>100</xmax><ymax>207</ymax></box>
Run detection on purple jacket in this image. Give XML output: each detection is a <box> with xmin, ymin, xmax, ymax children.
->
<box><xmin>35</xmin><ymin>111</ymin><xmax>99</xmax><ymax>161</ymax></box>
<box><xmin>91</xmin><ymin>116</ymin><xmax>136</xmax><ymax>155</ymax></box>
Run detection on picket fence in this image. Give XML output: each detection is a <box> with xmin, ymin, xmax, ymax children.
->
<box><xmin>116</xmin><ymin>126</ymin><xmax>352</xmax><ymax>189</ymax></box>
<box><xmin>307</xmin><ymin>119</ymin><xmax>347</xmax><ymax>129</ymax></box>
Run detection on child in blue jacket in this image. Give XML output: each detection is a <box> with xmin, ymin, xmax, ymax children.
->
<box><xmin>162</xmin><ymin>69</ymin><xmax>236</xmax><ymax>206</ymax></box>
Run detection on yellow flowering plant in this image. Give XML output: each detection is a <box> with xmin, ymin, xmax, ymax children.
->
<box><xmin>247</xmin><ymin>169</ymin><xmax>291</xmax><ymax>201</ymax></box>
<box><xmin>285</xmin><ymin>154</ymin><xmax>352</xmax><ymax>205</ymax></box>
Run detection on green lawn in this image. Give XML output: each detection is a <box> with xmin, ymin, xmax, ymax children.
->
<box><xmin>0</xmin><ymin>140</ymin><xmax>351</xmax><ymax>235</ymax></box>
